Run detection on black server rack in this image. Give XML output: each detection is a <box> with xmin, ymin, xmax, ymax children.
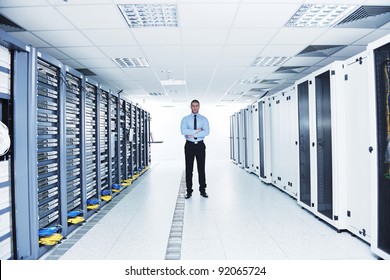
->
<box><xmin>258</xmin><ymin>100</ymin><xmax>265</xmax><ymax>180</ymax></box>
<box><xmin>84</xmin><ymin>80</ymin><xmax>99</xmax><ymax>217</ymax></box>
<box><xmin>64</xmin><ymin>70</ymin><xmax>84</xmax><ymax>230</ymax></box>
<box><xmin>99</xmin><ymin>88</ymin><xmax>110</xmax><ymax>202</ymax></box>
<box><xmin>314</xmin><ymin>71</ymin><xmax>333</xmax><ymax>220</ymax></box>
<box><xmin>131</xmin><ymin>104</ymin><xmax>137</xmax><ymax>177</ymax></box>
<box><xmin>374</xmin><ymin>42</ymin><xmax>390</xmax><ymax>256</ymax></box>
<box><xmin>297</xmin><ymin>80</ymin><xmax>311</xmax><ymax>207</ymax></box>
<box><xmin>119</xmin><ymin>98</ymin><xmax>126</xmax><ymax>184</ymax></box>
<box><xmin>136</xmin><ymin>107</ymin><xmax>141</xmax><ymax>174</ymax></box>
<box><xmin>35</xmin><ymin>55</ymin><xmax>64</xmax><ymax>257</ymax></box>
<box><xmin>125</xmin><ymin>101</ymin><xmax>133</xmax><ymax>179</ymax></box>
<box><xmin>140</xmin><ymin>109</ymin><xmax>146</xmax><ymax>171</ymax></box>
<box><xmin>0</xmin><ymin>44</ymin><xmax>12</xmax><ymax>260</ymax></box>
<box><xmin>110</xmin><ymin>94</ymin><xmax>119</xmax><ymax>192</ymax></box>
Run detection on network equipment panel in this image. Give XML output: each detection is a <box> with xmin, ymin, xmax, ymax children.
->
<box><xmin>0</xmin><ymin>44</ymin><xmax>12</xmax><ymax>260</ymax></box>
<box><xmin>368</xmin><ymin>34</ymin><xmax>390</xmax><ymax>260</ymax></box>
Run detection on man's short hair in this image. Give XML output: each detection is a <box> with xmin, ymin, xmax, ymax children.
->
<box><xmin>191</xmin><ymin>99</ymin><xmax>200</xmax><ymax>105</ymax></box>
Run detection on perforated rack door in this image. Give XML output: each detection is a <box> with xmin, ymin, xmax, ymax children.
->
<box><xmin>85</xmin><ymin>82</ymin><xmax>98</xmax><ymax>204</ymax></box>
<box><xmin>119</xmin><ymin>99</ymin><xmax>126</xmax><ymax>182</ymax></box>
<box><xmin>99</xmin><ymin>89</ymin><xmax>109</xmax><ymax>192</ymax></box>
<box><xmin>110</xmin><ymin>95</ymin><xmax>119</xmax><ymax>186</ymax></box>
<box><xmin>65</xmin><ymin>72</ymin><xmax>82</xmax><ymax>214</ymax></box>
<box><xmin>36</xmin><ymin>58</ymin><xmax>61</xmax><ymax>231</ymax></box>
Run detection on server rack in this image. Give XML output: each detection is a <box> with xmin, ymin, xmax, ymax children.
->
<box><xmin>0</xmin><ymin>41</ymin><xmax>12</xmax><ymax>260</ymax></box>
<box><xmin>232</xmin><ymin>112</ymin><xmax>240</xmax><ymax>164</ymax></box>
<box><xmin>238</xmin><ymin>109</ymin><xmax>246</xmax><ymax>168</ymax></box>
<box><xmin>368</xmin><ymin>34</ymin><xmax>390</xmax><ymax>259</ymax></box>
<box><xmin>342</xmin><ymin>53</ymin><xmax>371</xmax><ymax>243</ymax></box>
<box><xmin>245</xmin><ymin>105</ymin><xmax>252</xmax><ymax>172</ymax></box>
<box><xmin>33</xmin><ymin>51</ymin><xmax>65</xmax><ymax>258</ymax></box>
<box><xmin>139</xmin><ymin>109</ymin><xmax>145</xmax><ymax>172</ymax></box>
<box><xmin>119</xmin><ymin>98</ymin><xmax>126</xmax><ymax>185</ymax></box>
<box><xmin>269</xmin><ymin>94</ymin><xmax>281</xmax><ymax>188</ymax></box>
<box><xmin>99</xmin><ymin>87</ymin><xmax>110</xmax><ymax>203</ymax></box>
<box><xmin>64</xmin><ymin>68</ymin><xmax>84</xmax><ymax>233</ymax></box>
<box><xmin>251</xmin><ymin>102</ymin><xmax>260</xmax><ymax>176</ymax></box>
<box><xmin>296</xmin><ymin>62</ymin><xmax>347</xmax><ymax>231</ymax></box>
<box><xmin>84</xmin><ymin>78</ymin><xmax>99</xmax><ymax>218</ymax></box>
<box><xmin>131</xmin><ymin>103</ymin><xmax>137</xmax><ymax>177</ymax></box>
<box><xmin>145</xmin><ymin>111</ymin><xmax>151</xmax><ymax>168</ymax></box>
<box><xmin>125</xmin><ymin>101</ymin><xmax>133</xmax><ymax>179</ymax></box>
<box><xmin>109</xmin><ymin>92</ymin><xmax>120</xmax><ymax>195</ymax></box>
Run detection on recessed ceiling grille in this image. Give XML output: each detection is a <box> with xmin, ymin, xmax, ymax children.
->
<box><xmin>148</xmin><ymin>92</ymin><xmax>166</xmax><ymax>96</ymax></box>
<box><xmin>251</xmin><ymin>57</ymin><xmax>289</xmax><ymax>67</ymax></box>
<box><xmin>0</xmin><ymin>15</ymin><xmax>25</xmax><ymax>32</ymax></box>
<box><xmin>275</xmin><ymin>66</ymin><xmax>308</xmax><ymax>73</ymax></box>
<box><xmin>226</xmin><ymin>91</ymin><xmax>245</xmax><ymax>96</ymax></box>
<box><xmin>118</xmin><ymin>4</ymin><xmax>178</xmax><ymax>28</ymax></box>
<box><xmin>335</xmin><ymin>6</ymin><xmax>390</xmax><ymax>28</ymax></box>
<box><xmin>285</xmin><ymin>4</ymin><xmax>356</xmax><ymax>27</ymax></box>
<box><xmin>259</xmin><ymin>79</ymin><xmax>280</xmax><ymax>85</ymax></box>
<box><xmin>297</xmin><ymin>45</ymin><xmax>346</xmax><ymax>57</ymax></box>
<box><xmin>76</xmin><ymin>68</ymin><xmax>97</xmax><ymax>76</ymax></box>
<box><xmin>112</xmin><ymin>57</ymin><xmax>150</xmax><ymax>68</ymax></box>
<box><xmin>238</xmin><ymin>77</ymin><xmax>263</xmax><ymax>85</ymax></box>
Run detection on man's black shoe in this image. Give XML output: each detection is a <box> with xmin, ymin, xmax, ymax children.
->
<box><xmin>200</xmin><ymin>192</ymin><xmax>208</xmax><ymax>198</ymax></box>
<box><xmin>185</xmin><ymin>193</ymin><xmax>192</xmax><ymax>199</ymax></box>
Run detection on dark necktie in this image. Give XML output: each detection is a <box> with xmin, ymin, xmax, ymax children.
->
<box><xmin>194</xmin><ymin>115</ymin><xmax>197</xmax><ymax>140</ymax></box>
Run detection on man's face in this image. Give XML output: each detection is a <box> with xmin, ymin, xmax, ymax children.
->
<box><xmin>191</xmin><ymin>102</ymin><xmax>199</xmax><ymax>114</ymax></box>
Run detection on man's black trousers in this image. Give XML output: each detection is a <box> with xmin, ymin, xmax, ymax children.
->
<box><xmin>184</xmin><ymin>140</ymin><xmax>206</xmax><ymax>195</ymax></box>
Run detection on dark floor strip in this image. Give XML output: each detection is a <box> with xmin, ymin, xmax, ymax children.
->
<box><xmin>165</xmin><ymin>171</ymin><xmax>186</xmax><ymax>260</ymax></box>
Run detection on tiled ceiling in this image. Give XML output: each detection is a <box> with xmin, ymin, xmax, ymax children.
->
<box><xmin>1</xmin><ymin>0</ymin><xmax>390</xmax><ymax>107</ymax></box>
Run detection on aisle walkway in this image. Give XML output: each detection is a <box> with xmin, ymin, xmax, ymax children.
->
<box><xmin>41</xmin><ymin>159</ymin><xmax>377</xmax><ymax>260</ymax></box>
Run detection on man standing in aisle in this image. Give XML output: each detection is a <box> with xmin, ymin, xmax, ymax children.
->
<box><xmin>180</xmin><ymin>99</ymin><xmax>210</xmax><ymax>199</ymax></box>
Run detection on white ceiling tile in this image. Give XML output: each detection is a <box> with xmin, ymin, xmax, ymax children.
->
<box><xmin>57</xmin><ymin>47</ymin><xmax>106</xmax><ymax>59</ymax></box>
<box><xmin>313</xmin><ymin>28</ymin><xmax>373</xmax><ymax>45</ymax></box>
<box><xmin>33</xmin><ymin>30</ymin><xmax>93</xmax><ymax>47</ymax></box>
<box><xmin>121</xmin><ymin>68</ymin><xmax>158</xmax><ymax>80</ymax></box>
<box><xmin>57</xmin><ymin>4</ymin><xmax>128</xmax><ymax>29</ymax></box>
<box><xmin>0</xmin><ymin>0</ymin><xmax>49</xmax><ymax>6</ymax></box>
<box><xmin>183</xmin><ymin>45</ymin><xmax>222</xmax><ymax>58</ymax></box>
<box><xmin>227</xmin><ymin>28</ymin><xmax>278</xmax><ymax>44</ymax></box>
<box><xmin>155</xmin><ymin>67</ymin><xmax>185</xmax><ymax>80</ymax></box>
<box><xmin>91</xmin><ymin>68</ymin><xmax>129</xmax><ymax>80</ymax></box>
<box><xmin>76</xmin><ymin>58</ymin><xmax>117</xmax><ymax>68</ymax></box>
<box><xmin>241</xmin><ymin>66</ymin><xmax>278</xmax><ymax>76</ymax></box>
<box><xmin>38</xmin><ymin>48</ymin><xmax>70</xmax><ymax>60</ymax></box>
<box><xmin>61</xmin><ymin>59</ymin><xmax>85</xmax><ymax>70</ymax></box>
<box><xmin>270</xmin><ymin>28</ymin><xmax>328</xmax><ymax>45</ymax></box>
<box><xmin>48</xmin><ymin>0</ymin><xmax>112</xmax><ymax>4</ymax></box>
<box><xmin>179</xmin><ymin>3</ymin><xmax>239</xmax><ymax>28</ymax></box>
<box><xmin>131</xmin><ymin>28</ymin><xmax>181</xmax><ymax>45</ymax></box>
<box><xmin>182</xmin><ymin>28</ymin><xmax>230</xmax><ymax>45</ymax></box>
<box><xmin>259</xmin><ymin>44</ymin><xmax>306</xmax><ymax>57</ymax></box>
<box><xmin>233</xmin><ymin>3</ymin><xmax>300</xmax><ymax>28</ymax></box>
<box><xmin>1</xmin><ymin>7</ymin><xmax>74</xmax><ymax>30</ymax></box>
<box><xmin>283</xmin><ymin>57</ymin><xmax>325</xmax><ymax>66</ymax></box>
<box><xmin>183</xmin><ymin>56</ymin><xmax>219</xmax><ymax>67</ymax></box>
<box><xmin>99</xmin><ymin>46</ymin><xmax>144</xmax><ymax>58</ymax></box>
<box><xmin>353</xmin><ymin>29</ymin><xmax>390</xmax><ymax>45</ymax></box>
<box><xmin>218</xmin><ymin>56</ymin><xmax>254</xmax><ymax>66</ymax></box>
<box><xmin>220</xmin><ymin>45</ymin><xmax>264</xmax><ymax>57</ymax></box>
<box><xmin>8</xmin><ymin>32</ymin><xmax>50</xmax><ymax>48</ymax></box>
<box><xmin>331</xmin><ymin>45</ymin><xmax>366</xmax><ymax>57</ymax></box>
<box><xmin>82</xmin><ymin>29</ymin><xmax>137</xmax><ymax>46</ymax></box>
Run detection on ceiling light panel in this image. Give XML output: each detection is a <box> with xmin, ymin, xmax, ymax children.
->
<box><xmin>251</xmin><ymin>57</ymin><xmax>290</xmax><ymax>67</ymax></box>
<box><xmin>112</xmin><ymin>57</ymin><xmax>150</xmax><ymax>68</ymax></box>
<box><xmin>285</xmin><ymin>4</ymin><xmax>357</xmax><ymax>27</ymax></box>
<box><xmin>118</xmin><ymin>4</ymin><xmax>178</xmax><ymax>28</ymax></box>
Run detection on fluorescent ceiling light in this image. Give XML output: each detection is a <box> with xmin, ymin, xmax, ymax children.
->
<box><xmin>251</xmin><ymin>57</ymin><xmax>289</xmax><ymax>67</ymax></box>
<box><xmin>112</xmin><ymin>57</ymin><xmax>150</xmax><ymax>68</ymax></box>
<box><xmin>160</xmin><ymin>79</ymin><xmax>186</xmax><ymax>86</ymax></box>
<box><xmin>285</xmin><ymin>4</ymin><xmax>357</xmax><ymax>27</ymax></box>
<box><xmin>118</xmin><ymin>4</ymin><xmax>178</xmax><ymax>28</ymax></box>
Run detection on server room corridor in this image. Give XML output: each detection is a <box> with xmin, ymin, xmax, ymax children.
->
<box><xmin>40</xmin><ymin>159</ymin><xmax>377</xmax><ymax>260</ymax></box>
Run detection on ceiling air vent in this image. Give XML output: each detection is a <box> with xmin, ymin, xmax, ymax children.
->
<box><xmin>259</xmin><ymin>79</ymin><xmax>280</xmax><ymax>85</ymax></box>
<box><xmin>118</xmin><ymin>4</ymin><xmax>178</xmax><ymax>28</ymax></box>
<box><xmin>251</xmin><ymin>57</ymin><xmax>289</xmax><ymax>67</ymax></box>
<box><xmin>76</xmin><ymin>68</ymin><xmax>97</xmax><ymax>76</ymax></box>
<box><xmin>0</xmin><ymin>15</ymin><xmax>25</xmax><ymax>32</ymax></box>
<box><xmin>335</xmin><ymin>6</ymin><xmax>390</xmax><ymax>28</ymax></box>
<box><xmin>148</xmin><ymin>92</ymin><xmax>166</xmax><ymax>96</ymax></box>
<box><xmin>297</xmin><ymin>45</ymin><xmax>346</xmax><ymax>57</ymax></box>
<box><xmin>275</xmin><ymin>66</ymin><xmax>308</xmax><ymax>73</ymax></box>
<box><xmin>112</xmin><ymin>57</ymin><xmax>150</xmax><ymax>68</ymax></box>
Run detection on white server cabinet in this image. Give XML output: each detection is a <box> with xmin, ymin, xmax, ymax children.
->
<box><xmin>238</xmin><ymin>109</ymin><xmax>246</xmax><ymax>168</ymax></box>
<box><xmin>259</xmin><ymin>98</ymin><xmax>272</xmax><ymax>183</ymax></box>
<box><xmin>341</xmin><ymin>52</ymin><xmax>372</xmax><ymax>243</ymax></box>
<box><xmin>268</xmin><ymin>87</ymin><xmax>298</xmax><ymax>197</ymax></box>
<box><xmin>229</xmin><ymin>115</ymin><xmax>235</xmax><ymax>162</ymax></box>
<box><xmin>296</xmin><ymin>62</ymin><xmax>347</xmax><ymax>231</ymax></box>
<box><xmin>245</xmin><ymin>105</ymin><xmax>253</xmax><ymax>172</ymax></box>
<box><xmin>232</xmin><ymin>112</ymin><xmax>240</xmax><ymax>164</ymax></box>
<box><xmin>367</xmin><ymin>34</ymin><xmax>390</xmax><ymax>260</ymax></box>
<box><xmin>251</xmin><ymin>102</ymin><xmax>260</xmax><ymax>176</ymax></box>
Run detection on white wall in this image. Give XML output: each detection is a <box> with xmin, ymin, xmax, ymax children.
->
<box><xmin>142</xmin><ymin>103</ymin><xmax>242</xmax><ymax>162</ymax></box>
